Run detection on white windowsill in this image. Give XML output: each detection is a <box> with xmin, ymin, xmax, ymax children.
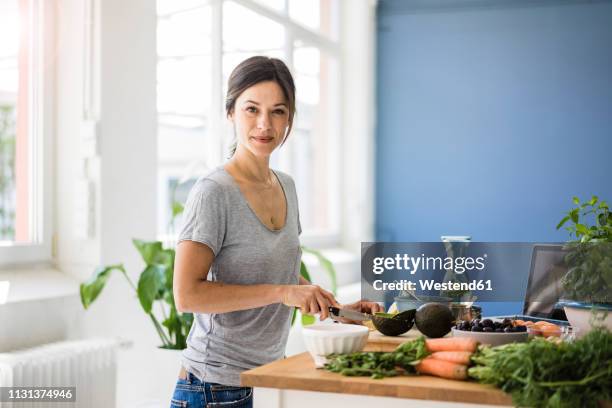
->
<box><xmin>0</xmin><ymin>266</ymin><xmax>80</xmax><ymax>306</ymax></box>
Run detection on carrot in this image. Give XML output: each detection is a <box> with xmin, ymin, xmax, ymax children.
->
<box><xmin>540</xmin><ymin>324</ymin><xmax>561</xmax><ymax>337</ymax></box>
<box><xmin>425</xmin><ymin>337</ymin><xmax>478</xmax><ymax>353</ymax></box>
<box><xmin>430</xmin><ymin>351</ymin><xmax>472</xmax><ymax>365</ymax></box>
<box><xmin>416</xmin><ymin>357</ymin><xmax>468</xmax><ymax>380</ymax></box>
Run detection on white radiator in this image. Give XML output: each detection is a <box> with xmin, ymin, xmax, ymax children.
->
<box><xmin>0</xmin><ymin>338</ymin><xmax>120</xmax><ymax>408</ymax></box>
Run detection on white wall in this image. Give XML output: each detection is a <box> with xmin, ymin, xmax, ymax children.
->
<box><xmin>54</xmin><ymin>0</ymin><xmax>165</xmax><ymax>406</ymax></box>
<box><xmin>340</xmin><ymin>0</ymin><xmax>377</xmax><ymax>252</ymax></box>
<box><xmin>1</xmin><ymin>1</ymin><xmax>378</xmax><ymax>407</ymax></box>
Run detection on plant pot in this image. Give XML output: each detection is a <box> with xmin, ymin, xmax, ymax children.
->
<box><xmin>560</xmin><ymin>301</ymin><xmax>612</xmax><ymax>337</ymax></box>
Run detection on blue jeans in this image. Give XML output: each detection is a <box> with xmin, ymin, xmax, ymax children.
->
<box><xmin>170</xmin><ymin>371</ymin><xmax>253</xmax><ymax>408</ymax></box>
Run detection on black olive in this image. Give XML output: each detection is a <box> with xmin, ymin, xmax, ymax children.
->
<box><xmin>481</xmin><ymin>319</ymin><xmax>493</xmax><ymax>327</ymax></box>
<box><xmin>471</xmin><ymin>326</ymin><xmax>483</xmax><ymax>332</ymax></box>
<box><xmin>483</xmin><ymin>326</ymin><xmax>493</xmax><ymax>332</ymax></box>
<box><xmin>495</xmin><ymin>328</ymin><xmax>504</xmax><ymax>333</ymax></box>
<box><xmin>504</xmin><ymin>326</ymin><xmax>514</xmax><ymax>333</ymax></box>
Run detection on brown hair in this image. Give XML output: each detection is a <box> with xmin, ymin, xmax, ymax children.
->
<box><xmin>226</xmin><ymin>56</ymin><xmax>296</xmax><ymax>156</ymax></box>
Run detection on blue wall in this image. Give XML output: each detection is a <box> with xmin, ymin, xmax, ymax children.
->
<box><xmin>375</xmin><ymin>0</ymin><xmax>612</xmax><ymax>243</ymax></box>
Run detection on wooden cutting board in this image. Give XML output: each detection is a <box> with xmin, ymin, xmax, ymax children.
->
<box><xmin>366</xmin><ymin>328</ymin><xmax>439</xmax><ymax>351</ymax></box>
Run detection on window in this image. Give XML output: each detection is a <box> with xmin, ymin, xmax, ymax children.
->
<box><xmin>0</xmin><ymin>0</ymin><xmax>52</xmax><ymax>265</ymax></box>
<box><xmin>156</xmin><ymin>0</ymin><xmax>341</xmax><ymax>244</ymax></box>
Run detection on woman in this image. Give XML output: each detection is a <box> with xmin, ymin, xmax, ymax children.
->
<box><xmin>171</xmin><ymin>56</ymin><xmax>382</xmax><ymax>408</ymax></box>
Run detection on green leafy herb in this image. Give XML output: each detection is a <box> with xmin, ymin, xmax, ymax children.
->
<box><xmin>556</xmin><ymin>196</ymin><xmax>611</xmax><ymax>243</ymax></box>
<box><xmin>469</xmin><ymin>328</ymin><xmax>612</xmax><ymax>408</ymax></box>
<box><xmin>561</xmin><ymin>242</ymin><xmax>612</xmax><ymax>304</ymax></box>
<box><xmin>324</xmin><ymin>336</ymin><xmax>429</xmax><ymax>379</ymax></box>
<box><xmin>556</xmin><ymin>196</ymin><xmax>612</xmax><ymax>304</ymax></box>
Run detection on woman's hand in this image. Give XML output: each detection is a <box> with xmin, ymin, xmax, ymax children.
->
<box><xmin>335</xmin><ymin>300</ymin><xmax>385</xmax><ymax>325</ymax></box>
<box><xmin>281</xmin><ymin>285</ymin><xmax>340</xmax><ymax>320</ymax></box>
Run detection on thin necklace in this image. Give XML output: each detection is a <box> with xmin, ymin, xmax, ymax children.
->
<box><xmin>234</xmin><ymin>163</ymin><xmax>281</xmax><ymax>228</ymax></box>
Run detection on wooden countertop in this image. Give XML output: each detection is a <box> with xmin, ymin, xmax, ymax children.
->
<box><xmin>241</xmin><ymin>329</ymin><xmax>514</xmax><ymax>406</ymax></box>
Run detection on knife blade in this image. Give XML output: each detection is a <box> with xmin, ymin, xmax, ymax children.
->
<box><xmin>328</xmin><ymin>306</ymin><xmax>372</xmax><ymax>322</ymax></box>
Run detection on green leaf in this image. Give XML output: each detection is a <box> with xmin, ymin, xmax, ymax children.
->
<box><xmin>569</xmin><ymin>208</ymin><xmax>579</xmax><ymax>224</ymax></box>
<box><xmin>164</xmin><ymin>262</ymin><xmax>174</xmax><ymax>291</ymax></box>
<box><xmin>172</xmin><ymin>201</ymin><xmax>184</xmax><ymax>217</ymax></box>
<box><xmin>597</xmin><ymin>213</ymin><xmax>606</xmax><ymax>227</ymax></box>
<box><xmin>132</xmin><ymin>239</ymin><xmax>164</xmax><ymax>265</ymax></box>
<box><xmin>301</xmin><ymin>314</ymin><xmax>316</xmax><ymax>326</ymax></box>
<box><xmin>576</xmin><ymin>224</ymin><xmax>589</xmax><ymax>236</ymax></box>
<box><xmin>300</xmin><ymin>260</ymin><xmax>311</xmax><ymax>282</ymax></box>
<box><xmin>181</xmin><ymin>312</ymin><xmax>194</xmax><ymax>328</ymax></box>
<box><xmin>572</xmin><ymin>196</ymin><xmax>580</xmax><ymax>205</ymax></box>
<box><xmin>162</xmin><ymin>312</ymin><xmax>182</xmax><ymax>340</ymax></box>
<box><xmin>163</xmin><ymin>290</ymin><xmax>175</xmax><ymax>307</ymax></box>
<box><xmin>556</xmin><ymin>215</ymin><xmax>570</xmax><ymax>230</ymax></box>
<box><xmin>161</xmin><ymin>249</ymin><xmax>175</xmax><ymax>267</ymax></box>
<box><xmin>80</xmin><ymin>264</ymin><xmax>125</xmax><ymax>309</ymax></box>
<box><xmin>589</xmin><ymin>195</ymin><xmax>598</xmax><ymax>206</ymax></box>
<box><xmin>137</xmin><ymin>265</ymin><xmax>166</xmax><ymax>313</ymax></box>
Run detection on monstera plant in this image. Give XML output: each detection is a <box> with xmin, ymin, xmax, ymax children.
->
<box><xmin>80</xmin><ymin>239</ymin><xmax>189</xmax><ymax>349</ymax></box>
<box><xmin>80</xmin><ymin>240</ymin><xmax>336</xmax><ymax>349</ymax></box>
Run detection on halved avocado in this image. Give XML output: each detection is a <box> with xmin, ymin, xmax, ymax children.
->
<box><xmin>374</xmin><ymin>312</ymin><xmax>397</xmax><ymax>319</ymax></box>
<box><xmin>372</xmin><ymin>309</ymin><xmax>416</xmax><ymax>336</ymax></box>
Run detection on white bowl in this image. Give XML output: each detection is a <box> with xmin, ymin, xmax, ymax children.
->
<box><xmin>451</xmin><ymin>328</ymin><xmax>528</xmax><ymax>347</ymax></box>
<box><xmin>563</xmin><ymin>303</ymin><xmax>612</xmax><ymax>337</ymax></box>
<box><xmin>302</xmin><ymin>323</ymin><xmax>369</xmax><ymax>367</ymax></box>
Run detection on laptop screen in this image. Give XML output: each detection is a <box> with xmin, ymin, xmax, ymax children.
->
<box><xmin>523</xmin><ymin>245</ymin><xmax>569</xmax><ymax>318</ymax></box>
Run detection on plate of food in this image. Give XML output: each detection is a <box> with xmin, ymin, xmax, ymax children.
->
<box><xmin>451</xmin><ymin>318</ymin><xmax>528</xmax><ymax>346</ymax></box>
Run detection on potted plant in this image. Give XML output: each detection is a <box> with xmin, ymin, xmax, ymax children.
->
<box><xmin>556</xmin><ymin>195</ymin><xmax>612</xmax><ymax>334</ymax></box>
<box><xmin>80</xmin><ymin>239</ymin><xmax>191</xmax><ymax>349</ymax></box>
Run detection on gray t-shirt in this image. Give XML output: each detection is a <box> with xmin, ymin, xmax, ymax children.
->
<box><xmin>177</xmin><ymin>166</ymin><xmax>301</xmax><ymax>386</ymax></box>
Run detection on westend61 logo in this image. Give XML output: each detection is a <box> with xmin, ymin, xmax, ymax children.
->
<box><xmin>372</xmin><ymin>253</ymin><xmax>487</xmax><ymax>275</ymax></box>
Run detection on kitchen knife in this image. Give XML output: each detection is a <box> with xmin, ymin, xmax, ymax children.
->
<box><xmin>328</xmin><ymin>306</ymin><xmax>372</xmax><ymax>322</ymax></box>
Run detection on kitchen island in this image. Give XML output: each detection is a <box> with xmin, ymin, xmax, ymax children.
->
<box><xmin>241</xmin><ymin>329</ymin><xmax>514</xmax><ymax>408</ymax></box>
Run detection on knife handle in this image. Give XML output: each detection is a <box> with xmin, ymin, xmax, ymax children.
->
<box><xmin>328</xmin><ymin>306</ymin><xmax>340</xmax><ymax>318</ymax></box>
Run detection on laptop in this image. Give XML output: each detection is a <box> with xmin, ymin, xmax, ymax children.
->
<box><xmin>494</xmin><ymin>244</ymin><xmax>569</xmax><ymax>324</ymax></box>
<box><xmin>522</xmin><ymin>244</ymin><xmax>569</xmax><ymax>320</ymax></box>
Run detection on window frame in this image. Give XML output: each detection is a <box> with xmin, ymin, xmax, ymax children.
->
<box><xmin>0</xmin><ymin>0</ymin><xmax>54</xmax><ymax>267</ymax></box>
<box><xmin>156</xmin><ymin>0</ymin><xmax>344</xmax><ymax>247</ymax></box>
